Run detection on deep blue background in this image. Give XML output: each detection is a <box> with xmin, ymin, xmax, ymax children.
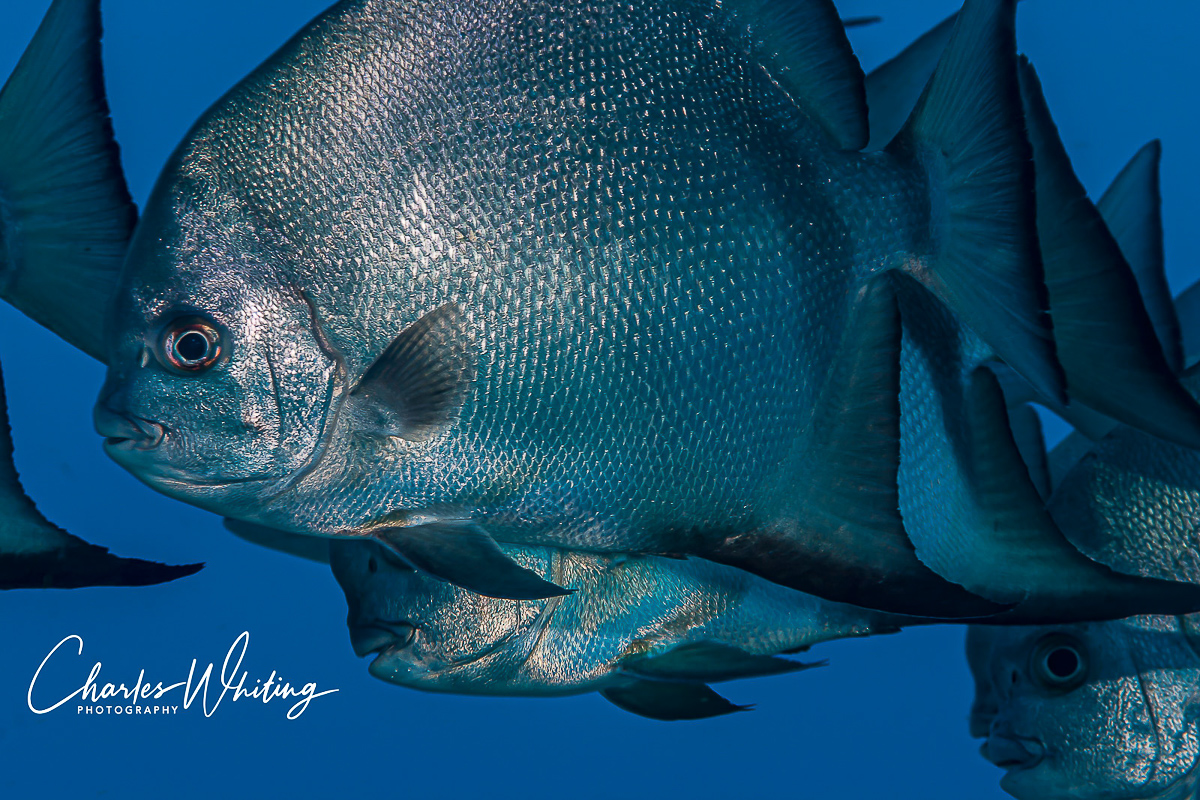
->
<box><xmin>0</xmin><ymin>1</ymin><xmax>1193</xmax><ymax>796</ymax></box>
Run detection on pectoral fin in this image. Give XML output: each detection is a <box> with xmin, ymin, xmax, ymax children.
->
<box><xmin>223</xmin><ymin>519</ymin><xmax>331</xmax><ymax>564</ymax></box>
<box><xmin>350</xmin><ymin>304</ymin><xmax>475</xmax><ymax>441</ymax></box>
<box><xmin>372</xmin><ymin>519</ymin><xmax>570</xmax><ymax>600</ymax></box>
<box><xmin>621</xmin><ymin>642</ymin><xmax>820</xmax><ymax>683</ymax></box>
<box><xmin>600</xmin><ymin>681</ymin><xmax>748</xmax><ymax>721</ymax></box>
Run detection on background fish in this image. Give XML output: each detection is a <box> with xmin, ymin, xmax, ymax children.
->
<box><xmin>968</xmin><ymin>617</ymin><xmax>1200</xmax><ymax>800</ymax></box>
<box><xmin>330</xmin><ymin>536</ymin><xmax>906</xmax><ymax>720</ymax></box>
<box><xmin>969</xmin><ymin>160</ymin><xmax>1200</xmax><ymax>797</ymax></box>
<box><xmin>0</xmin><ymin>350</ymin><xmax>200</xmax><ymax>588</ymax></box>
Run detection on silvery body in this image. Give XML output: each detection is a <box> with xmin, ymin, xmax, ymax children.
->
<box><xmin>92</xmin><ymin>0</ymin><xmax>1082</xmax><ymax>613</ymax></box>
<box><xmin>331</xmin><ymin>538</ymin><xmax>900</xmax><ymax>713</ymax></box>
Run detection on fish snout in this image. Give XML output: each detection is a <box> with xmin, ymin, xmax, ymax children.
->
<box><xmin>981</xmin><ymin>730</ymin><xmax>1046</xmax><ymax>771</ymax></box>
<box><xmin>348</xmin><ymin>619</ymin><xmax>417</xmax><ymax>658</ymax></box>
<box><xmin>94</xmin><ymin>404</ymin><xmax>165</xmax><ymax>451</ymax></box>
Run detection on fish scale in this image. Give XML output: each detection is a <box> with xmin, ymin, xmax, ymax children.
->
<box><xmin>74</xmin><ymin>0</ymin><xmax>1200</xmax><ymax>614</ymax></box>
<box><xmin>122</xmin><ymin>0</ymin><xmax>865</xmax><ymax>531</ymax></box>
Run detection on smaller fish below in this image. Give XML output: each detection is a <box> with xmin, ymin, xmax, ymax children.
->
<box><xmin>0</xmin><ymin>354</ymin><xmax>200</xmax><ymax>590</ymax></box>
<box><xmin>329</xmin><ymin>538</ymin><xmax>907</xmax><ymax>721</ymax></box>
<box><xmin>967</xmin><ymin>619</ymin><xmax>1200</xmax><ymax>800</ymax></box>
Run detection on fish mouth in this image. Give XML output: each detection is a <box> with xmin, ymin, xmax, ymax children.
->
<box><xmin>94</xmin><ymin>406</ymin><xmax>165</xmax><ymax>451</ymax></box>
<box><xmin>349</xmin><ymin>620</ymin><xmax>417</xmax><ymax>658</ymax></box>
<box><xmin>981</xmin><ymin>734</ymin><xmax>1046</xmax><ymax>771</ymax></box>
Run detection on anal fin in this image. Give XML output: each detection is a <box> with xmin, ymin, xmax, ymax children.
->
<box><xmin>600</xmin><ymin>681</ymin><xmax>748</xmax><ymax>721</ymax></box>
<box><xmin>924</xmin><ymin>367</ymin><xmax>1200</xmax><ymax>622</ymax></box>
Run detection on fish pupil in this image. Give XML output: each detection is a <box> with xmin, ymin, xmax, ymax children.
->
<box><xmin>1045</xmin><ymin>647</ymin><xmax>1079</xmax><ymax>679</ymax></box>
<box><xmin>176</xmin><ymin>330</ymin><xmax>209</xmax><ymax>362</ymax></box>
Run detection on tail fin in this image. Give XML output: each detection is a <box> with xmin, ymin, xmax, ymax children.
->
<box><xmin>1018</xmin><ymin>59</ymin><xmax>1200</xmax><ymax>448</ymax></box>
<box><xmin>0</xmin><ymin>0</ymin><xmax>135</xmax><ymax>362</ymax></box>
<box><xmin>1097</xmin><ymin>140</ymin><xmax>1182</xmax><ymax>373</ymax></box>
<box><xmin>887</xmin><ymin>0</ymin><xmax>1064</xmax><ymax>404</ymax></box>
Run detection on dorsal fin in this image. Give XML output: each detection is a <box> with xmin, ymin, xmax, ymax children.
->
<box><xmin>1097</xmin><ymin>140</ymin><xmax>1182</xmax><ymax>373</ymax></box>
<box><xmin>889</xmin><ymin>0</ymin><xmax>1065</xmax><ymax>405</ymax></box>
<box><xmin>718</xmin><ymin>0</ymin><xmax>869</xmax><ymax>150</ymax></box>
<box><xmin>863</xmin><ymin>13</ymin><xmax>957</xmax><ymax>151</ymax></box>
<box><xmin>0</xmin><ymin>0</ymin><xmax>136</xmax><ymax>363</ymax></box>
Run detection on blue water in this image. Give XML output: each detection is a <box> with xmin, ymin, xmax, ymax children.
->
<box><xmin>0</xmin><ymin>1</ymin><xmax>1194</xmax><ymax>796</ymax></box>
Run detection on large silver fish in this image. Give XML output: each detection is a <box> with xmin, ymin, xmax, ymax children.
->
<box><xmin>5</xmin><ymin>0</ymin><xmax>1200</xmax><ymax>616</ymax></box>
<box><xmin>329</xmin><ymin>536</ymin><xmax>903</xmax><ymax>720</ymax></box>
<box><xmin>857</xmin><ymin>12</ymin><xmax>1200</xmax><ymax>621</ymax></box>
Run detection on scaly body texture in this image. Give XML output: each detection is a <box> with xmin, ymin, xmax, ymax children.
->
<box><xmin>332</xmin><ymin>538</ymin><xmax>902</xmax><ymax>717</ymax></box>
<box><xmin>968</xmin><ymin>617</ymin><xmax>1200</xmax><ymax>800</ymax></box>
<box><xmin>968</xmin><ymin>269</ymin><xmax>1200</xmax><ymax>798</ymax></box>
<box><xmin>89</xmin><ymin>0</ymin><xmax>1197</xmax><ymax>617</ymax></box>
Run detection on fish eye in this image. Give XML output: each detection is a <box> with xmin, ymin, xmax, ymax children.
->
<box><xmin>157</xmin><ymin>316</ymin><xmax>223</xmax><ymax>373</ymax></box>
<box><xmin>368</xmin><ymin>556</ymin><xmax>378</xmax><ymax>574</ymax></box>
<box><xmin>1030</xmin><ymin>633</ymin><xmax>1089</xmax><ymax>692</ymax></box>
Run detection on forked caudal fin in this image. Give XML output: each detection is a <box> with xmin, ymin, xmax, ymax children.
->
<box><xmin>0</xmin><ymin>0</ymin><xmax>135</xmax><ymax>363</ymax></box>
<box><xmin>1018</xmin><ymin>59</ymin><xmax>1200</xmax><ymax>448</ymax></box>
<box><xmin>703</xmin><ymin>273</ymin><xmax>1008</xmax><ymax>619</ymax></box>
<box><xmin>887</xmin><ymin>0</ymin><xmax>1064</xmax><ymax>405</ymax></box>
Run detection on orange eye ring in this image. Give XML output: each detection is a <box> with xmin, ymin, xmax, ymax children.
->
<box><xmin>161</xmin><ymin>318</ymin><xmax>222</xmax><ymax>372</ymax></box>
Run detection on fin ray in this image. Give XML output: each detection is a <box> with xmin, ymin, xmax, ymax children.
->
<box><xmin>0</xmin><ymin>0</ymin><xmax>136</xmax><ymax>362</ymax></box>
<box><xmin>1018</xmin><ymin>59</ymin><xmax>1200</xmax><ymax>447</ymax></box>
<box><xmin>890</xmin><ymin>0</ymin><xmax>1064</xmax><ymax>404</ymax></box>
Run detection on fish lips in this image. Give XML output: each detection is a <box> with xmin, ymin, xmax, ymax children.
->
<box><xmin>981</xmin><ymin>733</ymin><xmax>1046</xmax><ymax>772</ymax></box>
<box><xmin>94</xmin><ymin>405</ymin><xmax>165</xmax><ymax>453</ymax></box>
<box><xmin>350</xmin><ymin>619</ymin><xmax>417</xmax><ymax>659</ymax></box>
